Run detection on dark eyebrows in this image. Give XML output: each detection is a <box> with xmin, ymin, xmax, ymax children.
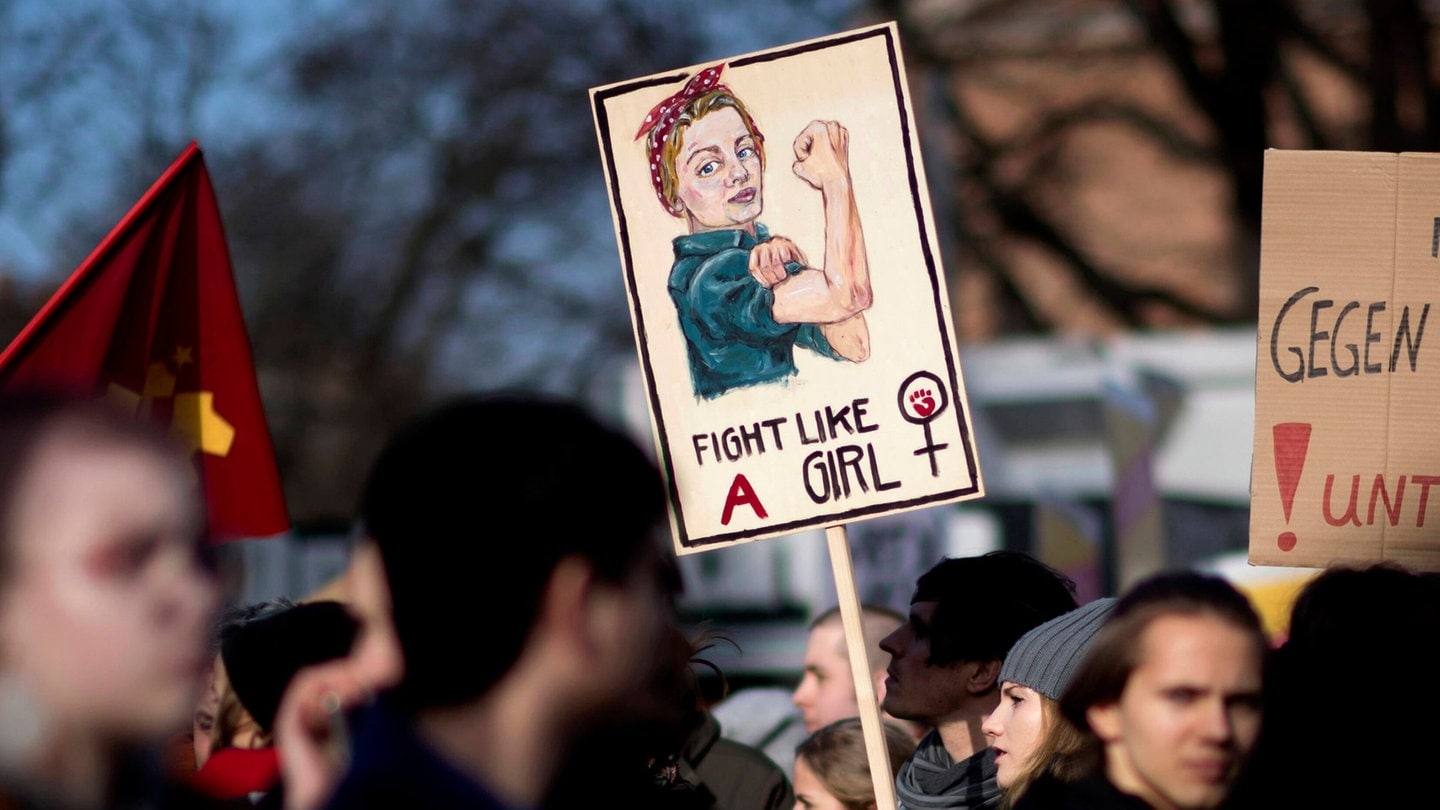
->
<box><xmin>1226</xmin><ymin>688</ymin><xmax>1263</xmax><ymax>707</ymax></box>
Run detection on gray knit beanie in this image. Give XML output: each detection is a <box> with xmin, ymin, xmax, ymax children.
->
<box><xmin>998</xmin><ymin>597</ymin><xmax>1117</xmax><ymax>700</ymax></box>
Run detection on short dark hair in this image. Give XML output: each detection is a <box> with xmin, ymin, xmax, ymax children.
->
<box><xmin>220</xmin><ymin>600</ymin><xmax>358</xmax><ymax>734</ymax></box>
<box><xmin>1286</xmin><ymin>563</ymin><xmax>1440</xmax><ymax>656</ymax></box>
<box><xmin>911</xmin><ymin>551</ymin><xmax>1076</xmax><ymax>666</ymax></box>
<box><xmin>1060</xmin><ymin>570</ymin><xmax>1265</xmax><ymax>732</ymax></box>
<box><xmin>359</xmin><ymin>393</ymin><xmax>669</xmax><ymax>710</ymax></box>
<box><xmin>210</xmin><ymin>598</ymin><xmax>297</xmax><ymax>659</ymax></box>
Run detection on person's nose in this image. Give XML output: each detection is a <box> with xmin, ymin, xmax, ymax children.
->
<box><xmin>1199</xmin><ymin>698</ymin><xmax>1235</xmax><ymax>743</ymax></box>
<box><xmin>981</xmin><ymin>705</ymin><xmax>1003</xmax><ymax>740</ymax></box>
<box><xmin>879</xmin><ymin>627</ymin><xmax>903</xmax><ymax>657</ymax></box>
<box><xmin>152</xmin><ymin>543</ymin><xmax>217</xmax><ymax>625</ymax></box>
<box><xmin>726</xmin><ymin>157</ymin><xmax>749</xmax><ymax>185</ymax></box>
<box><xmin>792</xmin><ymin>675</ymin><xmax>813</xmax><ymax>709</ymax></box>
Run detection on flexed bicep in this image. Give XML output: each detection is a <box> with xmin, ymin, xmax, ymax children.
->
<box><xmin>770</xmin><ymin>120</ymin><xmax>871</xmax><ymax>345</ymax></box>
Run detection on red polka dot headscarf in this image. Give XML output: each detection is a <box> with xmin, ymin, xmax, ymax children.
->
<box><xmin>634</xmin><ymin>63</ymin><xmax>764</xmax><ymax>216</ymax></box>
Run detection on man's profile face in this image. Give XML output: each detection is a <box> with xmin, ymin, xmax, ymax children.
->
<box><xmin>590</xmin><ymin>538</ymin><xmax>682</xmax><ymax>724</ymax></box>
<box><xmin>877</xmin><ymin>601</ymin><xmax>968</xmax><ymax>725</ymax></box>
<box><xmin>793</xmin><ymin>620</ymin><xmax>858</xmax><ymax>732</ymax></box>
<box><xmin>1088</xmin><ymin>613</ymin><xmax>1263</xmax><ymax>810</ymax></box>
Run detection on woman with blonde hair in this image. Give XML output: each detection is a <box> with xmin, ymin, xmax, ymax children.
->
<box><xmin>981</xmin><ymin>598</ymin><xmax>1116</xmax><ymax>807</ymax></box>
<box><xmin>636</xmin><ymin>63</ymin><xmax>873</xmax><ymax>399</ymax></box>
<box><xmin>793</xmin><ymin>718</ymin><xmax>915</xmax><ymax>810</ymax></box>
<box><xmin>191</xmin><ymin>600</ymin><xmax>358</xmax><ymax>801</ymax></box>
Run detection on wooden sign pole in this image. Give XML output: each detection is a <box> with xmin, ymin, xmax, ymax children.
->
<box><xmin>826</xmin><ymin>525</ymin><xmax>897</xmax><ymax>810</ymax></box>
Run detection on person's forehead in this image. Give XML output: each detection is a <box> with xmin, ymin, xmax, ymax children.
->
<box><xmin>681</xmin><ymin>108</ymin><xmax>749</xmax><ymax>150</ymax></box>
<box><xmin>10</xmin><ymin>433</ymin><xmax>188</xmax><ymax>532</ymax></box>
<box><xmin>909</xmin><ymin>600</ymin><xmax>939</xmax><ymax>621</ymax></box>
<box><xmin>805</xmin><ymin>620</ymin><xmax>847</xmax><ymax>663</ymax></box>
<box><xmin>1133</xmin><ymin>613</ymin><xmax>1260</xmax><ymax>680</ymax></box>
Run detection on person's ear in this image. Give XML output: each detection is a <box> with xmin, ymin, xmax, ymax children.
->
<box><xmin>541</xmin><ymin>554</ymin><xmax>638</xmax><ymax>668</ymax></box>
<box><xmin>966</xmin><ymin>659</ymin><xmax>1001</xmax><ymax>694</ymax></box>
<box><xmin>1087</xmin><ymin>702</ymin><xmax>1122</xmax><ymax>743</ymax></box>
<box><xmin>536</xmin><ymin>555</ymin><xmax>598</xmax><ymax>656</ymax></box>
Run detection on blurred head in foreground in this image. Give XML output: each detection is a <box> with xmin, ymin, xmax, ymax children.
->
<box><xmin>329</xmin><ymin>393</ymin><xmax>679</xmax><ymax>806</ymax></box>
<box><xmin>0</xmin><ymin>391</ymin><xmax>217</xmax><ymax>806</ymax></box>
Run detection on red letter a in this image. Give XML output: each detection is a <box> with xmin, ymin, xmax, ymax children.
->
<box><xmin>720</xmin><ymin>473</ymin><xmax>768</xmax><ymax>525</ymax></box>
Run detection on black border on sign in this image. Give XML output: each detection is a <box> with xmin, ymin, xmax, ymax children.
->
<box><xmin>591</xmin><ymin>24</ymin><xmax>980</xmax><ymax>549</ymax></box>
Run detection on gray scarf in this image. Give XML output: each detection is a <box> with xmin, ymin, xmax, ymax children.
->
<box><xmin>895</xmin><ymin>730</ymin><xmax>1002</xmax><ymax>810</ymax></box>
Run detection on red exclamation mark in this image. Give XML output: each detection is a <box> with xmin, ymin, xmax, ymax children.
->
<box><xmin>1273</xmin><ymin>422</ymin><xmax>1312</xmax><ymax>551</ymax></box>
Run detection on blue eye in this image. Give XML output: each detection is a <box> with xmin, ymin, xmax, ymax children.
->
<box><xmin>698</xmin><ymin>161</ymin><xmax>719</xmax><ymax>177</ymax></box>
<box><xmin>738</xmin><ymin>146</ymin><xmax>755</xmax><ymax>160</ymax></box>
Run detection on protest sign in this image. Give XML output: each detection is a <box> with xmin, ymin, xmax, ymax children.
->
<box><xmin>594</xmin><ymin>25</ymin><xmax>985</xmax><ymax>809</ymax></box>
<box><xmin>591</xmin><ymin>23</ymin><xmax>982</xmax><ymax>555</ymax></box>
<box><xmin>1252</xmin><ymin>150</ymin><xmax>1440</xmax><ymax>571</ymax></box>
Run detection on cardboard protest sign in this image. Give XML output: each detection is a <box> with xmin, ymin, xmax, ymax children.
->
<box><xmin>1252</xmin><ymin>150</ymin><xmax>1440</xmax><ymax>571</ymax></box>
<box><xmin>591</xmin><ymin>23</ymin><xmax>982</xmax><ymax>553</ymax></box>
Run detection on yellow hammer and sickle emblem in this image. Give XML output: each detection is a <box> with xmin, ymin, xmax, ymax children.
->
<box><xmin>106</xmin><ymin>354</ymin><xmax>235</xmax><ymax>457</ymax></box>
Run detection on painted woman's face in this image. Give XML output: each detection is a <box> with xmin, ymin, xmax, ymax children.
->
<box><xmin>674</xmin><ymin>107</ymin><xmax>763</xmax><ymax>233</ymax></box>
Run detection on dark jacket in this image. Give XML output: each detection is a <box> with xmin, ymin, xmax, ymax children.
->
<box><xmin>679</xmin><ymin>714</ymin><xmax>793</xmax><ymax>810</ymax></box>
<box><xmin>324</xmin><ymin>701</ymin><xmax>510</xmax><ymax>810</ymax></box>
<box><xmin>545</xmin><ymin>711</ymin><xmax>791</xmax><ymax>810</ymax></box>
<box><xmin>1011</xmin><ymin>773</ymin><xmax>1155</xmax><ymax>810</ymax></box>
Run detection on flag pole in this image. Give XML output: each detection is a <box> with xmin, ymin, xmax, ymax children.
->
<box><xmin>0</xmin><ymin>142</ymin><xmax>203</xmax><ymax>372</ymax></box>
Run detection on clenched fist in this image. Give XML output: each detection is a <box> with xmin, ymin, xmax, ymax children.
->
<box><xmin>748</xmin><ymin>236</ymin><xmax>808</xmax><ymax>288</ymax></box>
<box><xmin>792</xmin><ymin>120</ymin><xmax>850</xmax><ymax>190</ymax></box>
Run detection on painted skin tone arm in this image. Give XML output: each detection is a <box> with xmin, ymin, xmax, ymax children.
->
<box><xmin>748</xmin><ymin>120</ymin><xmax>871</xmax><ymax>362</ymax></box>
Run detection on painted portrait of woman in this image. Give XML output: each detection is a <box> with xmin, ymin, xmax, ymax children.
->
<box><xmin>635</xmin><ymin>64</ymin><xmax>873</xmax><ymax>400</ymax></box>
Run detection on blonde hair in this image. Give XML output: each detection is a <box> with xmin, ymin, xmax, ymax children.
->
<box><xmin>1003</xmin><ymin>696</ymin><xmax>1090</xmax><ymax>807</ymax></box>
<box><xmin>797</xmin><ymin>718</ymin><xmax>916</xmax><ymax>810</ymax></box>
<box><xmin>209</xmin><ymin>677</ymin><xmax>269</xmax><ymax>754</ymax></box>
<box><xmin>657</xmin><ymin>90</ymin><xmax>765</xmax><ymax>215</ymax></box>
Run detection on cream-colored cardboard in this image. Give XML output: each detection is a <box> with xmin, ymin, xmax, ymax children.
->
<box><xmin>1252</xmin><ymin>150</ymin><xmax>1440</xmax><ymax>570</ymax></box>
<box><xmin>591</xmin><ymin>24</ymin><xmax>982</xmax><ymax>554</ymax></box>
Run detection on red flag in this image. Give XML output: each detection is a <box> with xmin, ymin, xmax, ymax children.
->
<box><xmin>0</xmin><ymin>142</ymin><xmax>289</xmax><ymax>542</ymax></box>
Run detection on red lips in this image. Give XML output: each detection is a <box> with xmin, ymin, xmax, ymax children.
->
<box><xmin>730</xmin><ymin>187</ymin><xmax>756</xmax><ymax>204</ymax></box>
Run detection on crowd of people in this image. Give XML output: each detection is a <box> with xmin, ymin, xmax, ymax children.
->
<box><xmin>0</xmin><ymin>388</ymin><xmax>1436</xmax><ymax>810</ymax></box>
